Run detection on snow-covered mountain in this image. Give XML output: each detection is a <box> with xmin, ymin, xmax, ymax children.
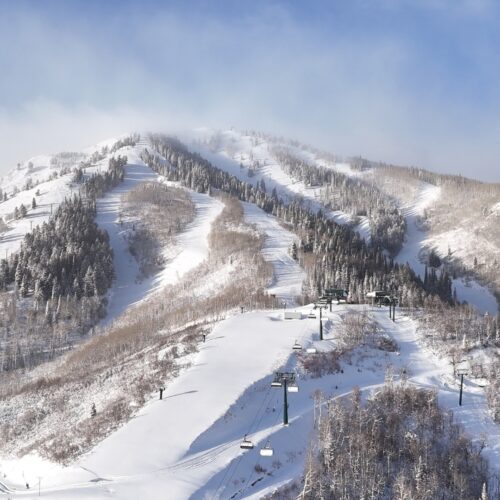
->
<box><xmin>0</xmin><ymin>131</ymin><xmax>499</xmax><ymax>499</ymax></box>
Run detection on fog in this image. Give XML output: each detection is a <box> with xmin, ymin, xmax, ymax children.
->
<box><xmin>1</xmin><ymin>0</ymin><xmax>499</xmax><ymax>181</ymax></box>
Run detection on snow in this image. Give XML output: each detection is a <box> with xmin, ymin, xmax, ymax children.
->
<box><xmin>395</xmin><ymin>182</ymin><xmax>498</xmax><ymax>314</ymax></box>
<box><xmin>0</xmin><ymin>169</ymin><xmax>75</xmax><ymax>260</ymax></box>
<box><xmin>95</xmin><ymin>147</ymin><xmax>224</xmax><ymax>324</ymax></box>
<box><xmin>184</xmin><ymin>129</ymin><xmax>370</xmax><ymax>241</ymax></box>
<box><xmin>5</xmin><ymin>304</ymin><xmax>499</xmax><ymax>499</ymax></box>
<box><xmin>243</xmin><ymin>203</ymin><xmax>305</xmax><ymax>304</ymax></box>
<box><xmin>395</xmin><ymin>182</ymin><xmax>441</xmax><ymax>278</ymax></box>
<box><xmin>1</xmin><ymin>132</ymin><xmax>499</xmax><ymax>499</ymax></box>
<box><xmin>153</xmin><ymin>188</ymin><xmax>223</xmax><ymax>290</ymax></box>
<box><xmin>0</xmin><ymin>140</ymin><xmax>118</xmax><ymax>260</ymax></box>
<box><xmin>95</xmin><ymin>148</ymin><xmax>158</xmax><ymax>323</ymax></box>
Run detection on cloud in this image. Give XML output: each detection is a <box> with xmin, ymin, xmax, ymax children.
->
<box><xmin>0</xmin><ymin>1</ymin><xmax>499</xmax><ymax>182</ymax></box>
<box><xmin>0</xmin><ymin>102</ymin><xmax>181</xmax><ymax>168</ymax></box>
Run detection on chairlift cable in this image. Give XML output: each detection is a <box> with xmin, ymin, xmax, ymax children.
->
<box><xmin>215</xmin><ymin>380</ymin><xmax>275</xmax><ymax>498</ymax></box>
<box><xmin>237</xmin><ymin>393</ymin><xmax>282</xmax><ymax>498</ymax></box>
<box><xmin>221</xmin><ymin>308</ymin><xmax>311</xmax><ymax>498</ymax></box>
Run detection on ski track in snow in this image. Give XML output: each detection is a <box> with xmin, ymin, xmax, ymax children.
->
<box><xmin>395</xmin><ymin>182</ymin><xmax>441</xmax><ymax>279</ymax></box>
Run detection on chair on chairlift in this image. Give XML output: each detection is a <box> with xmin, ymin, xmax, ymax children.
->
<box><xmin>240</xmin><ymin>435</ymin><xmax>254</xmax><ymax>450</ymax></box>
<box><xmin>260</xmin><ymin>440</ymin><xmax>274</xmax><ymax>457</ymax></box>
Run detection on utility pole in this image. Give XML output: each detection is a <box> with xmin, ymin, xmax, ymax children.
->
<box><xmin>319</xmin><ymin>307</ymin><xmax>323</xmax><ymax>340</ymax></box>
<box><xmin>271</xmin><ymin>372</ymin><xmax>298</xmax><ymax>426</ymax></box>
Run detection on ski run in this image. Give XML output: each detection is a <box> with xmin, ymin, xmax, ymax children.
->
<box><xmin>0</xmin><ymin>134</ymin><xmax>499</xmax><ymax>499</ymax></box>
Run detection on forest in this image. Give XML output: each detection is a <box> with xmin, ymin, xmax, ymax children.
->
<box><xmin>288</xmin><ymin>382</ymin><xmax>497</xmax><ymax>500</ymax></box>
<box><xmin>0</xmin><ymin>154</ymin><xmax>127</xmax><ymax>371</ymax></box>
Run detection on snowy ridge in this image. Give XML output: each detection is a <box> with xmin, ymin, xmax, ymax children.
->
<box><xmin>184</xmin><ymin>129</ymin><xmax>370</xmax><ymax>240</ymax></box>
<box><xmin>0</xmin><ymin>139</ymin><xmax>120</xmax><ymax>260</ymax></box>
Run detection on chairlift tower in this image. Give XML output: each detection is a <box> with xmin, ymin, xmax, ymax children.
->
<box><xmin>319</xmin><ymin>307</ymin><xmax>323</xmax><ymax>340</ymax></box>
<box><xmin>457</xmin><ymin>368</ymin><xmax>468</xmax><ymax>406</ymax></box>
<box><xmin>271</xmin><ymin>372</ymin><xmax>298</xmax><ymax>425</ymax></box>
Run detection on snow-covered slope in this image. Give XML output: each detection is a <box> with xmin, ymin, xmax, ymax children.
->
<box><xmin>243</xmin><ymin>203</ymin><xmax>304</xmax><ymax>304</ymax></box>
<box><xmin>1</xmin><ymin>131</ymin><xmax>499</xmax><ymax>500</ymax></box>
<box><xmin>394</xmin><ymin>181</ymin><xmax>498</xmax><ymax>314</ymax></box>
<box><xmin>95</xmin><ymin>145</ymin><xmax>224</xmax><ymax>324</ymax></box>
<box><xmin>3</xmin><ymin>303</ymin><xmax>500</xmax><ymax>499</ymax></box>
<box><xmin>184</xmin><ymin>128</ymin><xmax>497</xmax><ymax>313</ymax></box>
<box><xmin>184</xmin><ymin>129</ymin><xmax>371</xmax><ymax>240</ymax></box>
<box><xmin>0</xmin><ymin>142</ymin><xmax>117</xmax><ymax>259</ymax></box>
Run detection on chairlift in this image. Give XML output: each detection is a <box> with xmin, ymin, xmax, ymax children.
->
<box><xmin>240</xmin><ymin>435</ymin><xmax>254</xmax><ymax>450</ymax></box>
<box><xmin>292</xmin><ymin>340</ymin><xmax>302</xmax><ymax>350</ymax></box>
<box><xmin>271</xmin><ymin>380</ymin><xmax>283</xmax><ymax>387</ymax></box>
<box><xmin>259</xmin><ymin>441</ymin><xmax>274</xmax><ymax>457</ymax></box>
<box><xmin>287</xmin><ymin>383</ymin><xmax>299</xmax><ymax>393</ymax></box>
<box><xmin>308</xmin><ymin>312</ymin><xmax>316</xmax><ymax>319</ymax></box>
<box><xmin>306</xmin><ymin>347</ymin><xmax>317</xmax><ymax>354</ymax></box>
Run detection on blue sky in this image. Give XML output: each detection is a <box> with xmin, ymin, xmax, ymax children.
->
<box><xmin>0</xmin><ymin>0</ymin><xmax>499</xmax><ymax>181</ymax></box>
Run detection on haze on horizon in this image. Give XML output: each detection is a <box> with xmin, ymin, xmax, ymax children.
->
<box><xmin>1</xmin><ymin>0</ymin><xmax>499</xmax><ymax>182</ymax></box>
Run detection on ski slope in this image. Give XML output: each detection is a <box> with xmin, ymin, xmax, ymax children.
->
<box><xmin>395</xmin><ymin>182</ymin><xmax>498</xmax><ymax>314</ymax></box>
<box><xmin>185</xmin><ymin>129</ymin><xmax>371</xmax><ymax>241</ymax></box>
<box><xmin>243</xmin><ymin>203</ymin><xmax>305</xmax><ymax>304</ymax></box>
<box><xmin>189</xmin><ymin>130</ymin><xmax>497</xmax><ymax>313</ymax></box>
<box><xmin>2</xmin><ymin>182</ymin><xmax>499</xmax><ymax>497</ymax></box>
<box><xmin>0</xmin><ymin>190</ymin><xmax>311</xmax><ymax>499</ymax></box>
<box><xmin>3</xmin><ymin>303</ymin><xmax>500</xmax><ymax>499</ymax></box>
<box><xmin>1</xmin><ymin>132</ymin><xmax>499</xmax><ymax>499</ymax></box>
<box><xmin>395</xmin><ymin>182</ymin><xmax>441</xmax><ymax>277</ymax></box>
<box><xmin>97</xmin><ymin>146</ymin><xmax>224</xmax><ymax>324</ymax></box>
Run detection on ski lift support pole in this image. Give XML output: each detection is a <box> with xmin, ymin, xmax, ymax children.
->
<box><xmin>457</xmin><ymin>368</ymin><xmax>468</xmax><ymax>406</ymax></box>
<box><xmin>319</xmin><ymin>307</ymin><xmax>323</xmax><ymax>340</ymax></box>
<box><xmin>272</xmin><ymin>372</ymin><xmax>297</xmax><ymax>426</ymax></box>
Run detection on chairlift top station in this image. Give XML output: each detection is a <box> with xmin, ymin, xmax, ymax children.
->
<box><xmin>315</xmin><ymin>288</ymin><xmax>350</xmax><ymax>308</ymax></box>
<box><xmin>366</xmin><ymin>290</ymin><xmax>398</xmax><ymax>306</ymax></box>
<box><xmin>324</xmin><ymin>288</ymin><xmax>349</xmax><ymax>300</ymax></box>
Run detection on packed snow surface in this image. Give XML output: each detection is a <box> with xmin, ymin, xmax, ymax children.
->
<box><xmin>98</xmin><ymin>149</ymin><xmax>224</xmax><ymax>324</ymax></box>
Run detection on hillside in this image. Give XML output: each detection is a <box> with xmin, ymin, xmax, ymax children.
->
<box><xmin>0</xmin><ymin>132</ymin><xmax>499</xmax><ymax>499</ymax></box>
